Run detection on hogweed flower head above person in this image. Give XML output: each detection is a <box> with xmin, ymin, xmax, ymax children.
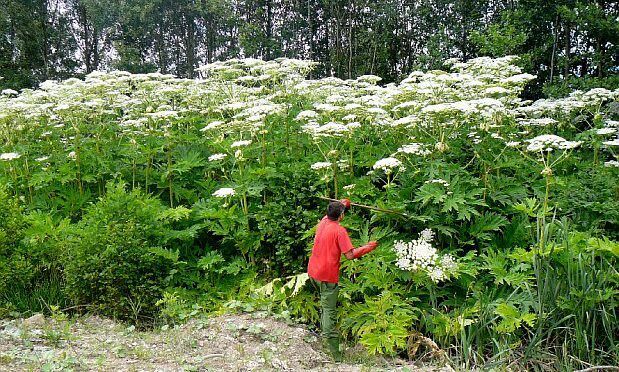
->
<box><xmin>372</xmin><ymin>157</ymin><xmax>402</xmax><ymax>175</ymax></box>
<box><xmin>373</xmin><ymin>157</ymin><xmax>404</xmax><ymax>188</ymax></box>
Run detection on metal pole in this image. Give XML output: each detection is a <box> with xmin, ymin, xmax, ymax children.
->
<box><xmin>316</xmin><ymin>196</ymin><xmax>409</xmax><ymax>217</ymax></box>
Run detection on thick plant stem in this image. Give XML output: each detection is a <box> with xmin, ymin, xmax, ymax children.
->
<box><xmin>333</xmin><ymin>163</ymin><xmax>338</xmax><ymax>199</ymax></box>
<box><xmin>540</xmin><ymin>174</ymin><xmax>551</xmax><ymax>249</ymax></box>
<box><xmin>24</xmin><ymin>156</ymin><xmax>33</xmax><ymax>203</ymax></box>
<box><xmin>167</xmin><ymin>146</ymin><xmax>173</xmax><ymax>208</ymax></box>
<box><xmin>132</xmin><ymin>158</ymin><xmax>136</xmax><ymax>190</ymax></box>
<box><xmin>145</xmin><ymin>155</ymin><xmax>152</xmax><ymax>195</ymax></box>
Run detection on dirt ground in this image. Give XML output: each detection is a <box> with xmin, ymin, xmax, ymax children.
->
<box><xmin>0</xmin><ymin>312</ymin><xmax>453</xmax><ymax>371</ymax></box>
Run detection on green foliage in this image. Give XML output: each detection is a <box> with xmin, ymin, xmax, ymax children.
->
<box><xmin>341</xmin><ymin>291</ymin><xmax>418</xmax><ymax>355</ymax></box>
<box><xmin>63</xmin><ymin>182</ymin><xmax>178</xmax><ymax>324</ymax></box>
<box><xmin>0</xmin><ymin>187</ymin><xmax>30</xmax><ymax>306</ymax></box>
<box><xmin>0</xmin><ymin>53</ymin><xmax>617</xmax><ymax>369</ymax></box>
<box><xmin>471</xmin><ymin>23</ymin><xmax>527</xmax><ymax>57</ymax></box>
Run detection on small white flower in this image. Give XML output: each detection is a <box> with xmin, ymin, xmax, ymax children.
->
<box><xmin>596</xmin><ymin>128</ymin><xmax>616</xmax><ymax>135</ymax></box>
<box><xmin>1</xmin><ymin>89</ymin><xmax>18</xmax><ymax>96</ymax></box>
<box><xmin>428</xmin><ymin>266</ymin><xmax>446</xmax><ymax>282</ymax></box>
<box><xmin>208</xmin><ymin>153</ymin><xmax>227</xmax><ymax>162</ymax></box>
<box><xmin>0</xmin><ymin>152</ymin><xmax>21</xmax><ymax>161</ymax></box>
<box><xmin>295</xmin><ymin>110</ymin><xmax>318</xmax><ymax>121</ymax></box>
<box><xmin>310</xmin><ymin>161</ymin><xmax>332</xmax><ymax>170</ymax></box>
<box><xmin>35</xmin><ymin>156</ymin><xmax>50</xmax><ymax>162</ymax></box>
<box><xmin>343</xmin><ymin>184</ymin><xmax>356</xmax><ymax>190</ymax></box>
<box><xmin>424</xmin><ymin>179</ymin><xmax>450</xmax><ymax>187</ymax></box>
<box><xmin>603</xmin><ymin>139</ymin><xmax>619</xmax><ymax>147</ymax></box>
<box><xmin>212</xmin><ymin>187</ymin><xmax>235</xmax><ymax>198</ymax></box>
<box><xmin>604</xmin><ymin>160</ymin><xmax>619</xmax><ymax>167</ymax></box>
<box><xmin>201</xmin><ymin>121</ymin><xmax>225</xmax><ymax>131</ymax></box>
<box><xmin>231</xmin><ymin>140</ymin><xmax>252</xmax><ymax>148</ymax></box>
<box><xmin>419</xmin><ymin>228</ymin><xmax>435</xmax><ymax>242</ymax></box>
<box><xmin>68</xmin><ymin>151</ymin><xmax>77</xmax><ymax>159</ymax></box>
<box><xmin>398</xmin><ymin>143</ymin><xmax>431</xmax><ymax>156</ymax></box>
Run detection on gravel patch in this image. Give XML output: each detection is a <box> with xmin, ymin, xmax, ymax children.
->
<box><xmin>0</xmin><ymin>313</ymin><xmax>452</xmax><ymax>371</ymax></box>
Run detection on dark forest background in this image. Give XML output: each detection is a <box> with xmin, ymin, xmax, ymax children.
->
<box><xmin>1</xmin><ymin>0</ymin><xmax>617</xmax><ymax>97</ymax></box>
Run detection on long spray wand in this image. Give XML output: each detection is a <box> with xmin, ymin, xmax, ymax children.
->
<box><xmin>316</xmin><ymin>196</ymin><xmax>409</xmax><ymax>217</ymax></box>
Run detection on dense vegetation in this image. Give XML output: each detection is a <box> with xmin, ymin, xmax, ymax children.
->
<box><xmin>1</xmin><ymin>0</ymin><xmax>618</xmax><ymax>97</ymax></box>
<box><xmin>0</xmin><ymin>57</ymin><xmax>618</xmax><ymax>370</ymax></box>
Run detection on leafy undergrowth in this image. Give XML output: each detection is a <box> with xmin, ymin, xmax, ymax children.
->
<box><xmin>0</xmin><ymin>313</ymin><xmax>451</xmax><ymax>371</ymax></box>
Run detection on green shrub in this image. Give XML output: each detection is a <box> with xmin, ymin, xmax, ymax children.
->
<box><xmin>64</xmin><ymin>182</ymin><xmax>178</xmax><ymax>324</ymax></box>
<box><xmin>0</xmin><ymin>188</ymin><xmax>31</xmax><ymax>304</ymax></box>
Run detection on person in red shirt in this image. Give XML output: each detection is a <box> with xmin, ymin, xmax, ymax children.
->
<box><xmin>307</xmin><ymin>199</ymin><xmax>378</xmax><ymax>361</ymax></box>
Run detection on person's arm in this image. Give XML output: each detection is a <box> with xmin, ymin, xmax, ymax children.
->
<box><xmin>344</xmin><ymin>241</ymin><xmax>378</xmax><ymax>259</ymax></box>
<box><xmin>338</xmin><ymin>227</ymin><xmax>378</xmax><ymax>259</ymax></box>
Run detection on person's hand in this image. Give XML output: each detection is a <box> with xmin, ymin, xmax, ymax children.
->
<box><xmin>351</xmin><ymin>241</ymin><xmax>378</xmax><ymax>259</ymax></box>
<box><xmin>340</xmin><ymin>198</ymin><xmax>351</xmax><ymax>210</ymax></box>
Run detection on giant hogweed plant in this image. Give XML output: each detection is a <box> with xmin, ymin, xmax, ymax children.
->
<box><xmin>0</xmin><ymin>56</ymin><xmax>618</xmax><ymax>367</ymax></box>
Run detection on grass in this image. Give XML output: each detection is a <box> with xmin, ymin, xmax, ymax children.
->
<box><xmin>2</xmin><ymin>270</ymin><xmax>70</xmax><ymax>316</ymax></box>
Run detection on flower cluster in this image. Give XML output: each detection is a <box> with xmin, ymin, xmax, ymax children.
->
<box><xmin>208</xmin><ymin>153</ymin><xmax>227</xmax><ymax>162</ymax></box>
<box><xmin>0</xmin><ymin>152</ymin><xmax>21</xmax><ymax>161</ymax></box>
<box><xmin>231</xmin><ymin>140</ymin><xmax>252</xmax><ymax>148</ymax></box>
<box><xmin>393</xmin><ymin>229</ymin><xmax>457</xmax><ymax>283</ymax></box>
<box><xmin>212</xmin><ymin>187</ymin><xmax>236</xmax><ymax>198</ymax></box>
<box><xmin>310</xmin><ymin>161</ymin><xmax>332</xmax><ymax>170</ymax></box>
<box><xmin>525</xmin><ymin>135</ymin><xmax>582</xmax><ymax>152</ymax></box>
<box><xmin>424</xmin><ymin>179</ymin><xmax>450</xmax><ymax>187</ymax></box>
<box><xmin>372</xmin><ymin>157</ymin><xmax>402</xmax><ymax>175</ymax></box>
<box><xmin>397</xmin><ymin>143</ymin><xmax>431</xmax><ymax>156</ymax></box>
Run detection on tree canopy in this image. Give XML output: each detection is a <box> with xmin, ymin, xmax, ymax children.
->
<box><xmin>0</xmin><ymin>0</ymin><xmax>617</xmax><ymax>96</ymax></box>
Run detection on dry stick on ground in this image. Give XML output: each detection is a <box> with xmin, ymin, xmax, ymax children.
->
<box><xmin>575</xmin><ymin>367</ymin><xmax>619</xmax><ymax>372</ymax></box>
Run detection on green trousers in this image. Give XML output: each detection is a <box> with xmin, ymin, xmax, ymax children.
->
<box><xmin>313</xmin><ymin>279</ymin><xmax>341</xmax><ymax>361</ymax></box>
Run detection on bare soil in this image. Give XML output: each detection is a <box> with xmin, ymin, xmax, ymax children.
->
<box><xmin>0</xmin><ymin>312</ymin><xmax>452</xmax><ymax>371</ymax></box>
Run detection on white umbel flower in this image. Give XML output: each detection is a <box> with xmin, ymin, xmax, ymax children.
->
<box><xmin>208</xmin><ymin>153</ymin><xmax>227</xmax><ymax>162</ymax></box>
<box><xmin>393</xmin><ymin>229</ymin><xmax>457</xmax><ymax>283</ymax></box>
<box><xmin>373</xmin><ymin>157</ymin><xmax>402</xmax><ymax>174</ymax></box>
<box><xmin>310</xmin><ymin>161</ymin><xmax>332</xmax><ymax>170</ymax></box>
<box><xmin>397</xmin><ymin>143</ymin><xmax>431</xmax><ymax>156</ymax></box>
<box><xmin>526</xmin><ymin>135</ymin><xmax>581</xmax><ymax>152</ymax></box>
<box><xmin>0</xmin><ymin>152</ymin><xmax>21</xmax><ymax>161</ymax></box>
<box><xmin>231</xmin><ymin>140</ymin><xmax>252</xmax><ymax>148</ymax></box>
<box><xmin>1</xmin><ymin>89</ymin><xmax>18</xmax><ymax>96</ymax></box>
<box><xmin>212</xmin><ymin>187</ymin><xmax>235</xmax><ymax>198</ymax></box>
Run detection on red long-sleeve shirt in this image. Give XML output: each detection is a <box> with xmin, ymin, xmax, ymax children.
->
<box><xmin>307</xmin><ymin>216</ymin><xmax>354</xmax><ymax>283</ymax></box>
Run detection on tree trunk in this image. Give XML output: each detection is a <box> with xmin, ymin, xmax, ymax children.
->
<box><xmin>550</xmin><ymin>15</ymin><xmax>558</xmax><ymax>81</ymax></box>
<box><xmin>266</xmin><ymin>0</ymin><xmax>273</xmax><ymax>60</ymax></box>
<box><xmin>185</xmin><ymin>12</ymin><xmax>196</xmax><ymax>78</ymax></box>
<box><xmin>563</xmin><ymin>22</ymin><xmax>570</xmax><ymax>79</ymax></box>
